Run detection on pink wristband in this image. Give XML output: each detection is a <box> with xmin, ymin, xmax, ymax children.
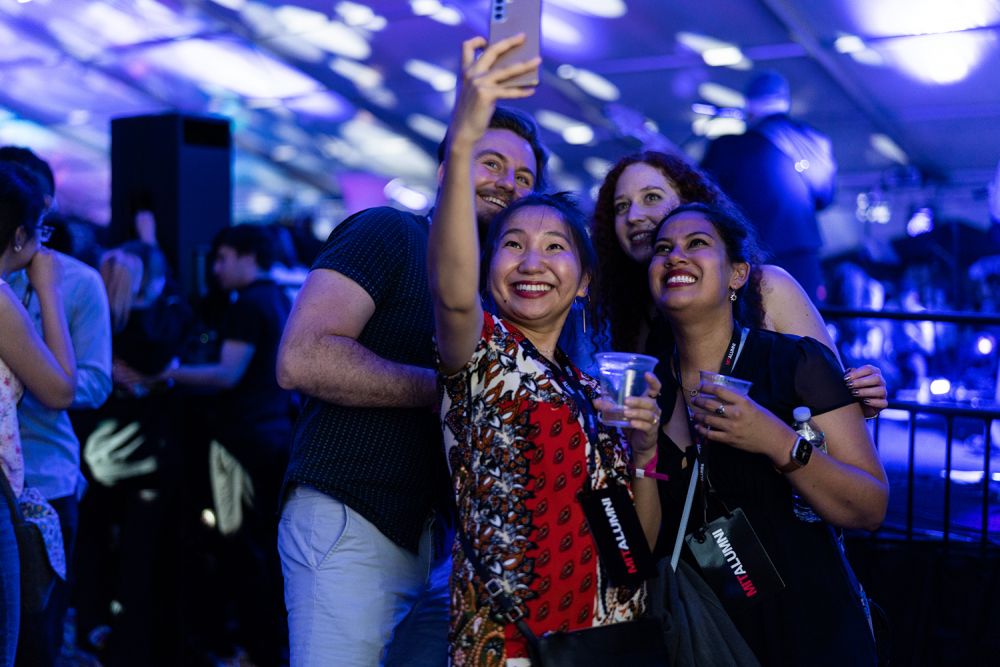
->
<box><xmin>633</xmin><ymin>454</ymin><xmax>669</xmax><ymax>482</ymax></box>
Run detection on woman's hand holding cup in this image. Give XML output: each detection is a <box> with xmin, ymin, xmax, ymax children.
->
<box><xmin>594</xmin><ymin>371</ymin><xmax>661</xmax><ymax>466</ymax></box>
<box><xmin>691</xmin><ymin>381</ymin><xmax>795</xmax><ymax>464</ymax></box>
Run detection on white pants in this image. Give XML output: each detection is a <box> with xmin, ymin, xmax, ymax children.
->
<box><xmin>278</xmin><ymin>486</ymin><xmax>451</xmax><ymax>667</ymax></box>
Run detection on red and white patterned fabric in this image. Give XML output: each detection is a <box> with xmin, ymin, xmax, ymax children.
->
<box><xmin>440</xmin><ymin>312</ymin><xmax>644</xmax><ymax>666</ymax></box>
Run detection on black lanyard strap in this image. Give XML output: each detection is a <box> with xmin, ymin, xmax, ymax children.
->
<box><xmin>672</xmin><ymin>323</ymin><xmax>749</xmax><ymax>524</ymax></box>
<box><xmin>518</xmin><ymin>335</ymin><xmax>613</xmax><ymax>490</ymax></box>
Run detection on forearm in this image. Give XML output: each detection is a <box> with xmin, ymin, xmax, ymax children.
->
<box><xmin>429</xmin><ymin>139</ymin><xmax>481</xmax><ymax>311</ymax></box>
<box><xmin>164</xmin><ymin>364</ymin><xmax>235</xmax><ymax>389</ymax></box>
<box><xmin>280</xmin><ymin>333</ymin><xmax>437</xmax><ymax>408</ymax></box>
<box><xmin>632</xmin><ymin>476</ymin><xmax>661</xmax><ymax>550</ymax></box>
<box><xmin>784</xmin><ymin>452</ymin><xmax>888</xmax><ymax>530</ymax></box>
<box><xmin>35</xmin><ymin>287</ymin><xmax>76</xmax><ymax>381</ymax></box>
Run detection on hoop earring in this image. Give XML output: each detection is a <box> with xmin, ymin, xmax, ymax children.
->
<box><xmin>729</xmin><ymin>290</ymin><xmax>737</xmax><ymax>303</ymax></box>
<box><xmin>13</xmin><ymin>244</ymin><xmax>22</xmax><ymax>253</ymax></box>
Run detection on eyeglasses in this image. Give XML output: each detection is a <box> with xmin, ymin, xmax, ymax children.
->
<box><xmin>36</xmin><ymin>224</ymin><xmax>54</xmax><ymax>243</ymax></box>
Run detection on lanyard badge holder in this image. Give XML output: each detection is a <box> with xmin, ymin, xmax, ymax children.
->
<box><xmin>677</xmin><ymin>325</ymin><xmax>784</xmax><ymax>610</ymax></box>
<box><xmin>530</xmin><ymin>343</ymin><xmax>655</xmax><ymax>589</ymax></box>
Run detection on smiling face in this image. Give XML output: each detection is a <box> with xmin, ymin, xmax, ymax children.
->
<box><xmin>613</xmin><ymin>161</ymin><xmax>683</xmax><ymax>263</ymax></box>
<box><xmin>648</xmin><ymin>210</ymin><xmax>748</xmax><ymax>316</ymax></box>
<box><xmin>488</xmin><ymin>205</ymin><xmax>590</xmax><ymax>336</ymax></box>
<box><xmin>471</xmin><ymin>128</ymin><xmax>538</xmax><ymax>234</ymax></box>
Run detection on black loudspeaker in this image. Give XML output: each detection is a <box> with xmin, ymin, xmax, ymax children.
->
<box><xmin>111</xmin><ymin>113</ymin><xmax>232</xmax><ymax>297</ymax></box>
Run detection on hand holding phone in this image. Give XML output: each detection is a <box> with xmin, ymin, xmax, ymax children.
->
<box><xmin>446</xmin><ymin>35</ymin><xmax>539</xmax><ymax>150</ymax></box>
<box><xmin>488</xmin><ymin>0</ymin><xmax>541</xmax><ymax>87</ymax></box>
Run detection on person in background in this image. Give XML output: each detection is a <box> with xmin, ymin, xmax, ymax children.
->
<box><xmin>701</xmin><ymin>71</ymin><xmax>837</xmax><ymax>304</ymax></box>
<box><xmin>144</xmin><ymin>224</ymin><xmax>294</xmax><ymax>666</ymax></box>
<box><xmin>0</xmin><ymin>161</ymin><xmax>76</xmax><ymax>667</ymax></box>
<box><xmin>0</xmin><ymin>146</ymin><xmax>112</xmax><ymax>667</ymax></box>
<box><xmin>72</xmin><ymin>239</ymin><xmax>193</xmax><ymax>665</ymax></box>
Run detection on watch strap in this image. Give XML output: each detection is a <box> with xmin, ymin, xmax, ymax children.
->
<box><xmin>775</xmin><ymin>435</ymin><xmax>805</xmax><ymax>474</ymax></box>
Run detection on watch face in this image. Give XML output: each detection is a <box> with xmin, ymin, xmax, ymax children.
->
<box><xmin>792</xmin><ymin>437</ymin><xmax>813</xmax><ymax>466</ymax></box>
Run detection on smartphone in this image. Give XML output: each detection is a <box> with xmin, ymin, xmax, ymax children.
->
<box><xmin>488</xmin><ymin>0</ymin><xmax>541</xmax><ymax>87</ymax></box>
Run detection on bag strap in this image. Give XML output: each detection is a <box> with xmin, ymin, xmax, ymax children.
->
<box><xmin>454</xmin><ymin>525</ymin><xmax>540</xmax><ymax>644</ymax></box>
<box><xmin>669</xmin><ymin>457</ymin><xmax>699</xmax><ymax>572</ymax></box>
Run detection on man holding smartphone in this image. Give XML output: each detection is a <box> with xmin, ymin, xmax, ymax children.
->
<box><xmin>276</xmin><ymin>34</ymin><xmax>543</xmax><ymax>667</ymax></box>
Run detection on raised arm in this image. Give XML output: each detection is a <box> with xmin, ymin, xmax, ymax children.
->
<box><xmin>429</xmin><ymin>35</ymin><xmax>538</xmax><ymax>373</ymax></box>
<box><xmin>276</xmin><ymin>267</ymin><xmax>437</xmax><ymax>408</ymax></box>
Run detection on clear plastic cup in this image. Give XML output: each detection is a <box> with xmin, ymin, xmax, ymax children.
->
<box><xmin>594</xmin><ymin>352</ymin><xmax>659</xmax><ymax>427</ymax></box>
<box><xmin>698</xmin><ymin>370</ymin><xmax>753</xmax><ymax>396</ymax></box>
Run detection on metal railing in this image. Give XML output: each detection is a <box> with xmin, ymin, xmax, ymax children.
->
<box><xmin>820</xmin><ymin>307</ymin><xmax>1000</xmax><ymax>547</ymax></box>
<box><xmin>873</xmin><ymin>400</ymin><xmax>998</xmax><ymax>546</ymax></box>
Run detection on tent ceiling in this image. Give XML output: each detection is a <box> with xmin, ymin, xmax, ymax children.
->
<box><xmin>1</xmin><ymin>0</ymin><xmax>998</xmax><ymax>241</ymax></box>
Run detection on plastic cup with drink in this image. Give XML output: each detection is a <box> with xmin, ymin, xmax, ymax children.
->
<box><xmin>594</xmin><ymin>352</ymin><xmax>659</xmax><ymax>427</ymax></box>
<box><xmin>698</xmin><ymin>370</ymin><xmax>753</xmax><ymax>397</ymax></box>
<box><xmin>691</xmin><ymin>370</ymin><xmax>752</xmax><ymax>419</ymax></box>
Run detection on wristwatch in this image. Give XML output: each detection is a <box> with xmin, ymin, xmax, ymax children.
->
<box><xmin>776</xmin><ymin>435</ymin><xmax>812</xmax><ymax>473</ymax></box>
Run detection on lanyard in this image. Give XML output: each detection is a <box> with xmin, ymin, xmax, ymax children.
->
<box><xmin>518</xmin><ymin>336</ymin><xmax>609</xmax><ymax>491</ymax></box>
<box><xmin>672</xmin><ymin>323</ymin><xmax>749</xmax><ymax>522</ymax></box>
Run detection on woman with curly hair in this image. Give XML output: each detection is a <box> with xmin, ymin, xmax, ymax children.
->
<box><xmin>590</xmin><ymin>150</ymin><xmax>886</xmax><ymax>416</ymax></box>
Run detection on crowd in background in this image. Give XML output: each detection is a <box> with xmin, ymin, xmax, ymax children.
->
<box><xmin>0</xmin><ymin>47</ymin><xmax>997</xmax><ymax>667</ymax></box>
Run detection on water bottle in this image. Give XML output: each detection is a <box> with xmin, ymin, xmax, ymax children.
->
<box><xmin>791</xmin><ymin>406</ymin><xmax>827</xmax><ymax>523</ymax></box>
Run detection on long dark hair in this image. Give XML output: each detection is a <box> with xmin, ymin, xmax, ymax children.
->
<box><xmin>0</xmin><ymin>162</ymin><xmax>44</xmax><ymax>252</ymax></box>
<box><xmin>653</xmin><ymin>202</ymin><xmax>766</xmax><ymax>328</ymax></box>
<box><xmin>591</xmin><ymin>151</ymin><xmax>734</xmax><ymax>352</ymax></box>
<box><xmin>481</xmin><ymin>191</ymin><xmax>596</xmax><ymax>313</ymax></box>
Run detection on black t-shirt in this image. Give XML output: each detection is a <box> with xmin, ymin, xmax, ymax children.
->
<box><xmin>283</xmin><ymin>207</ymin><xmax>446</xmax><ymax>552</ymax></box>
<box><xmin>217</xmin><ymin>278</ymin><xmax>294</xmax><ymax>439</ymax></box>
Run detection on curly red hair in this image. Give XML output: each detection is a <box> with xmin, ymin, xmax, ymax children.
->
<box><xmin>592</xmin><ymin>151</ymin><xmax>742</xmax><ymax>352</ymax></box>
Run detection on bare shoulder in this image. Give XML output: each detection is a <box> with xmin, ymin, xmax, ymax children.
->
<box><xmin>759</xmin><ymin>264</ymin><xmax>833</xmax><ymax>349</ymax></box>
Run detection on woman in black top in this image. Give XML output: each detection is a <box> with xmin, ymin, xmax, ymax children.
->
<box><xmin>649</xmin><ymin>203</ymin><xmax>887</xmax><ymax>666</ymax></box>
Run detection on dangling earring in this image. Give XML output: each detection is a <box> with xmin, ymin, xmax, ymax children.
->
<box><xmin>729</xmin><ymin>289</ymin><xmax>737</xmax><ymax>303</ymax></box>
<box><xmin>578</xmin><ymin>294</ymin><xmax>590</xmax><ymax>334</ymax></box>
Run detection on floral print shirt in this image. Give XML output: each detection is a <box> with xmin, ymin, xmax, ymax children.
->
<box><xmin>440</xmin><ymin>313</ymin><xmax>645</xmax><ymax>666</ymax></box>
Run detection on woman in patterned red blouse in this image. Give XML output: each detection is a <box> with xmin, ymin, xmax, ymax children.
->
<box><xmin>430</xmin><ymin>184</ymin><xmax>663</xmax><ymax>664</ymax></box>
